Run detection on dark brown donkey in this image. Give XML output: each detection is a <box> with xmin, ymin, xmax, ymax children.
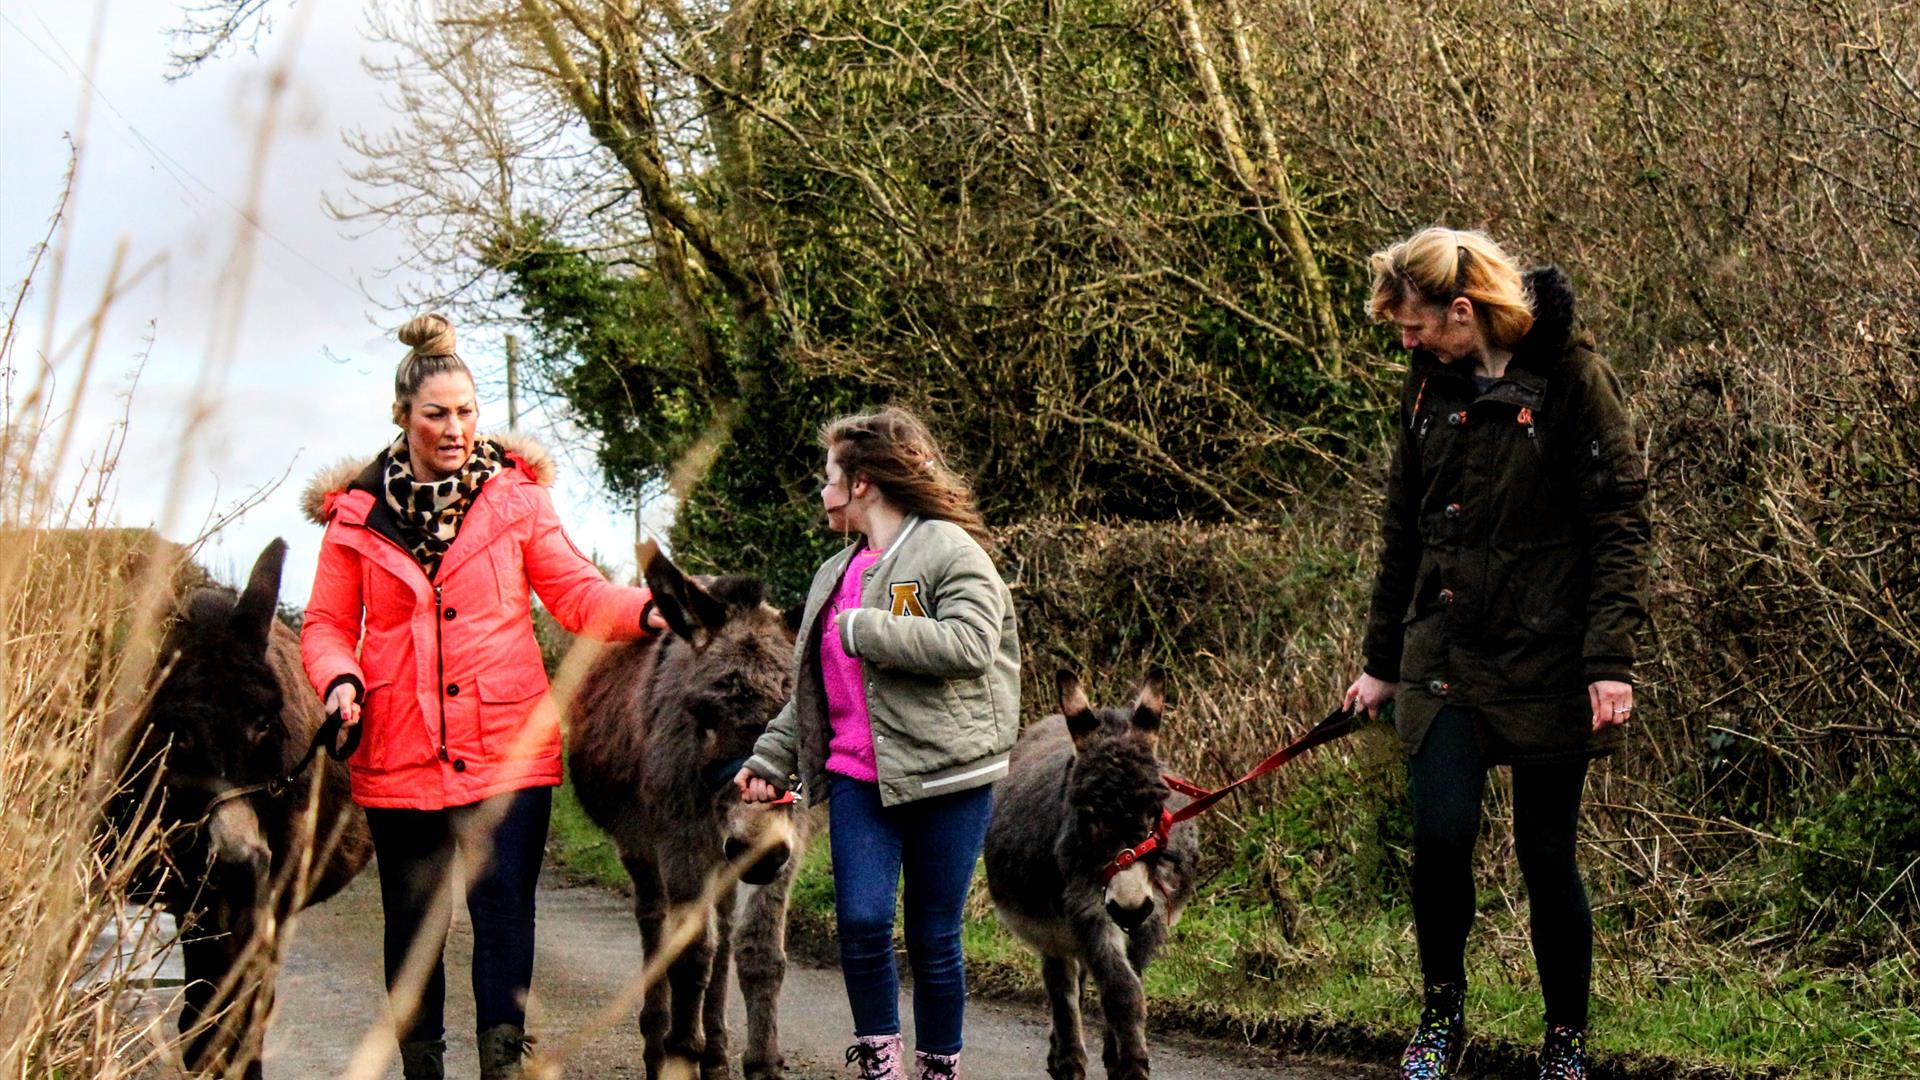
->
<box><xmin>984</xmin><ymin>671</ymin><xmax>1200</xmax><ymax>1080</ymax></box>
<box><xmin>112</xmin><ymin>537</ymin><xmax>372</xmax><ymax>1078</ymax></box>
<box><xmin>568</xmin><ymin>543</ymin><xmax>806</xmax><ymax>1080</ymax></box>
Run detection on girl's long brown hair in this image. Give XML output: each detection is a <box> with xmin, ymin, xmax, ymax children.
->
<box><xmin>823</xmin><ymin>407</ymin><xmax>990</xmax><ymax>544</ymax></box>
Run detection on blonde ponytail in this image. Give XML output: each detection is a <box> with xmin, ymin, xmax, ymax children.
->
<box><xmin>1368</xmin><ymin>228</ymin><xmax>1535</xmax><ymax>348</ymax></box>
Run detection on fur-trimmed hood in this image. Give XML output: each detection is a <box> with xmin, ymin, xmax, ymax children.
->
<box><xmin>1513</xmin><ymin>264</ymin><xmax>1579</xmax><ymax>367</ymax></box>
<box><xmin>299</xmin><ymin>432</ymin><xmax>555</xmax><ymax>525</ymax></box>
<box><xmin>1409</xmin><ymin>264</ymin><xmax>1584</xmax><ymax>381</ymax></box>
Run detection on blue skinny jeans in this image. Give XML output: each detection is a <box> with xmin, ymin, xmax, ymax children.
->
<box><xmin>828</xmin><ymin>776</ymin><xmax>994</xmax><ymax>1055</ymax></box>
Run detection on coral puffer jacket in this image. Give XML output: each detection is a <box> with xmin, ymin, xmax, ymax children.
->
<box><xmin>300</xmin><ymin>434</ymin><xmax>651</xmax><ymax>810</ymax></box>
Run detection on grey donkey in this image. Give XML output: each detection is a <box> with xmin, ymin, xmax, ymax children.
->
<box><xmin>568</xmin><ymin>542</ymin><xmax>809</xmax><ymax>1080</ymax></box>
<box><xmin>983</xmin><ymin>671</ymin><xmax>1199</xmax><ymax>1080</ymax></box>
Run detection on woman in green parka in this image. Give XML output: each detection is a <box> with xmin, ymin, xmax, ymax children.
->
<box><xmin>1343</xmin><ymin>228</ymin><xmax>1651</xmax><ymax>1080</ymax></box>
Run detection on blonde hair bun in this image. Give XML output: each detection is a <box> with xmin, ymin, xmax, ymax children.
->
<box><xmin>397</xmin><ymin>313</ymin><xmax>457</xmax><ymax>358</ymax></box>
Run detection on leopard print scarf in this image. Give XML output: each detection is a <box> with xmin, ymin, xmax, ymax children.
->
<box><xmin>381</xmin><ymin>434</ymin><xmax>506</xmax><ymax>578</ymax></box>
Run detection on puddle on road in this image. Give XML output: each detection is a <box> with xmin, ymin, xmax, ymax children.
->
<box><xmin>82</xmin><ymin>906</ymin><xmax>186</xmax><ymax>991</ymax></box>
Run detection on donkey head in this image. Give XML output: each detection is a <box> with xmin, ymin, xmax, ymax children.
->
<box><xmin>641</xmin><ymin>540</ymin><xmax>800</xmax><ymax>885</ymax></box>
<box><xmin>1059</xmin><ymin>669</ymin><xmax>1171</xmax><ymax>930</ymax></box>
<box><xmin>145</xmin><ymin>539</ymin><xmax>292</xmax><ymax>873</ymax></box>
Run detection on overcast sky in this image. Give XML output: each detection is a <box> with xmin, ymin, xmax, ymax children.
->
<box><xmin>1</xmin><ymin>0</ymin><xmax>650</xmax><ymax>602</ymax></box>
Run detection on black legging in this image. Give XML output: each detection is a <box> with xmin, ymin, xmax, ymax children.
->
<box><xmin>364</xmin><ymin>786</ymin><xmax>552</xmax><ymax>1044</ymax></box>
<box><xmin>1408</xmin><ymin>706</ymin><xmax>1592</xmax><ymax>1029</ymax></box>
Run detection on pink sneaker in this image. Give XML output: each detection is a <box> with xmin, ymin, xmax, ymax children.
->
<box><xmin>915</xmin><ymin>1050</ymin><xmax>960</xmax><ymax>1080</ymax></box>
<box><xmin>844</xmin><ymin>1033</ymin><xmax>903</xmax><ymax>1080</ymax></box>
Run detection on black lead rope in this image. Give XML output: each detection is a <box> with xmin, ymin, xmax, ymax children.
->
<box><xmin>199</xmin><ymin>708</ymin><xmax>361</xmax><ymax>816</ymax></box>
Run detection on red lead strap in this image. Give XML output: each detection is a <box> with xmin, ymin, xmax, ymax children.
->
<box><xmin>1099</xmin><ymin>704</ymin><xmax>1362</xmax><ymax>886</ymax></box>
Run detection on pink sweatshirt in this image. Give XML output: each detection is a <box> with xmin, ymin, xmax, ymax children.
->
<box><xmin>822</xmin><ymin>548</ymin><xmax>883</xmax><ymax>782</ymax></box>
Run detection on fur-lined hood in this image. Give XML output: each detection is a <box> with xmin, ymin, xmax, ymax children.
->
<box><xmin>1410</xmin><ymin>264</ymin><xmax>1586</xmax><ymax>381</ymax></box>
<box><xmin>300</xmin><ymin>432</ymin><xmax>556</xmax><ymax>525</ymax></box>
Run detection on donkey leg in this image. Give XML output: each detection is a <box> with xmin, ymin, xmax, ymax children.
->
<box><xmin>662</xmin><ymin>883</ymin><xmax>719</xmax><ymax>1075</ymax></box>
<box><xmin>177</xmin><ymin>930</ymin><xmax>225</xmax><ymax>1075</ymax></box>
<box><xmin>1042</xmin><ymin>955</ymin><xmax>1087</xmax><ymax>1080</ymax></box>
<box><xmin>700</xmin><ymin>896</ymin><xmax>734</xmax><ymax>1080</ymax></box>
<box><xmin>180</xmin><ymin>912</ymin><xmax>260</xmax><ymax>1079</ymax></box>
<box><xmin>625</xmin><ymin>855</ymin><xmax>671</xmax><ymax>1080</ymax></box>
<box><xmin>1082</xmin><ymin>923</ymin><xmax>1151</xmax><ymax>1080</ymax></box>
<box><xmin>734</xmin><ymin>869</ymin><xmax>795</xmax><ymax>1080</ymax></box>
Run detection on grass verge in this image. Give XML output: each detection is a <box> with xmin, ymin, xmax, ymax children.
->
<box><xmin>546</xmin><ymin>778</ymin><xmax>1917</xmax><ymax>1080</ymax></box>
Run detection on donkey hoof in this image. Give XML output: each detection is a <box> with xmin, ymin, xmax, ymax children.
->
<box><xmin>660</xmin><ymin>1056</ymin><xmax>701</xmax><ymax>1080</ymax></box>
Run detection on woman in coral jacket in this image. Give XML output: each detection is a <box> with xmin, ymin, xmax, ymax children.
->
<box><xmin>300</xmin><ymin>314</ymin><xmax>662</xmax><ymax>1080</ymax></box>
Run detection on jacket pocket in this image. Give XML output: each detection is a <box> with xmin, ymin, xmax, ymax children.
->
<box><xmin>946</xmin><ymin>676</ymin><xmax>995</xmax><ymax>748</ymax></box>
<box><xmin>365</xmin><ymin>561</ymin><xmax>417</xmax><ymax>628</ymax></box>
<box><xmin>1512</xmin><ymin>553</ymin><xmax>1586</xmax><ymax>636</ymax></box>
<box><xmin>360</xmin><ymin>679</ymin><xmax>422</xmax><ymax>773</ymax></box>
<box><xmin>474</xmin><ymin>670</ymin><xmax>552</xmax><ymax>761</ymax></box>
<box><xmin>1497</xmin><ymin>553</ymin><xmax>1587</xmax><ymax>691</ymax></box>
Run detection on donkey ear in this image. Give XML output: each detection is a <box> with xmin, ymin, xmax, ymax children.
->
<box><xmin>1058</xmin><ymin>669</ymin><xmax>1099</xmax><ymax>747</ymax></box>
<box><xmin>1130</xmin><ymin>669</ymin><xmax>1166</xmax><ymax>739</ymax></box>
<box><xmin>230</xmin><ymin>538</ymin><xmax>287</xmax><ymax>650</ymax></box>
<box><xmin>640</xmin><ymin>539</ymin><xmax>729</xmax><ymax>648</ymax></box>
<box><xmin>782</xmin><ymin>602</ymin><xmax>805</xmax><ymax>637</ymax></box>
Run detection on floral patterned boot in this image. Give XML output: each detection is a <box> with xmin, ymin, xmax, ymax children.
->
<box><xmin>1399</xmin><ymin>981</ymin><xmax>1466</xmax><ymax>1079</ymax></box>
<box><xmin>1538</xmin><ymin>1023</ymin><xmax>1587</xmax><ymax>1079</ymax></box>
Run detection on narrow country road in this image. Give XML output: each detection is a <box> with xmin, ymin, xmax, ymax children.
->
<box><xmin>264</xmin><ymin>871</ymin><xmax>1387</xmax><ymax>1079</ymax></box>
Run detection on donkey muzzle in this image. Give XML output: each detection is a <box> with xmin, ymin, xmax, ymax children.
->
<box><xmin>723</xmin><ymin>801</ymin><xmax>796</xmax><ymax>886</ymax></box>
<box><xmin>723</xmin><ymin>836</ymin><xmax>791</xmax><ymax>885</ymax></box>
<box><xmin>1106</xmin><ymin>895</ymin><xmax>1155</xmax><ymax>931</ymax></box>
<box><xmin>207</xmin><ymin>798</ymin><xmax>270</xmax><ymax>872</ymax></box>
<box><xmin>1103</xmin><ymin>862</ymin><xmax>1155</xmax><ymax>930</ymax></box>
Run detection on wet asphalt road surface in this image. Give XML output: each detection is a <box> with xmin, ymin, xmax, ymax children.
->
<box><xmin>261</xmin><ymin>869</ymin><xmax>1387</xmax><ymax>1079</ymax></box>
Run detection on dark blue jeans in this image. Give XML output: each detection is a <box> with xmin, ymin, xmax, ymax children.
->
<box><xmin>829</xmin><ymin>776</ymin><xmax>995</xmax><ymax>1055</ymax></box>
<box><xmin>364</xmin><ymin>786</ymin><xmax>551</xmax><ymax>1044</ymax></box>
<box><xmin>1409</xmin><ymin>706</ymin><xmax>1592</xmax><ymax>1028</ymax></box>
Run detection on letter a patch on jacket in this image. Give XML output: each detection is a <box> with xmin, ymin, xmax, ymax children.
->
<box><xmin>889</xmin><ymin>581</ymin><xmax>927</xmax><ymax>617</ymax></box>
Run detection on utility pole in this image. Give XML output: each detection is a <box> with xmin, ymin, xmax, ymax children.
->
<box><xmin>505</xmin><ymin>333</ymin><xmax>521</xmax><ymax>431</ymax></box>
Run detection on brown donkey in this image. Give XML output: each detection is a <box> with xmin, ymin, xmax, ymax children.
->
<box><xmin>110</xmin><ymin>537</ymin><xmax>371</xmax><ymax>1078</ymax></box>
<box><xmin>568</xmin><ymin>543</ymin><xmax>807</xmax><ymax>1080</ymax></box>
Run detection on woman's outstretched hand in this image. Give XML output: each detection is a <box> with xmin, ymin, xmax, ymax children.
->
<box><xmin>734</xmin><ymin>767</ymin><xmax>784</xmax><ymax>804</ymax></box>
<box><xmin>1343</xmin><ymin>672</ymin><xmax>1399</xmax><ymax>720</ymax></box>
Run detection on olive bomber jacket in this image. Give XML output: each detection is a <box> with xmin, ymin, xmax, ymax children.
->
<box><xmin>746</xmin><ymin>516</ymin><xmax>1021</xmax><ymax>806</ymax></box>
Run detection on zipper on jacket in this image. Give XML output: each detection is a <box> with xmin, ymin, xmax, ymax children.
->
<box><xmin>434</xmin><ymin>583</ymin><xmax>449</xmax><ymax>762</ymax></box>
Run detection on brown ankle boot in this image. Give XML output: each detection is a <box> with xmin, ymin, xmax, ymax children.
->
<box><xmin>398</xmin><ymin>1037</ymin><xmax>445</xmax><ymax>1080</ymax></box>
<box><xmin>477</xmin><ymin>1024</ymin><xmax>533</xmax><ymax>1080</ymax></box>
